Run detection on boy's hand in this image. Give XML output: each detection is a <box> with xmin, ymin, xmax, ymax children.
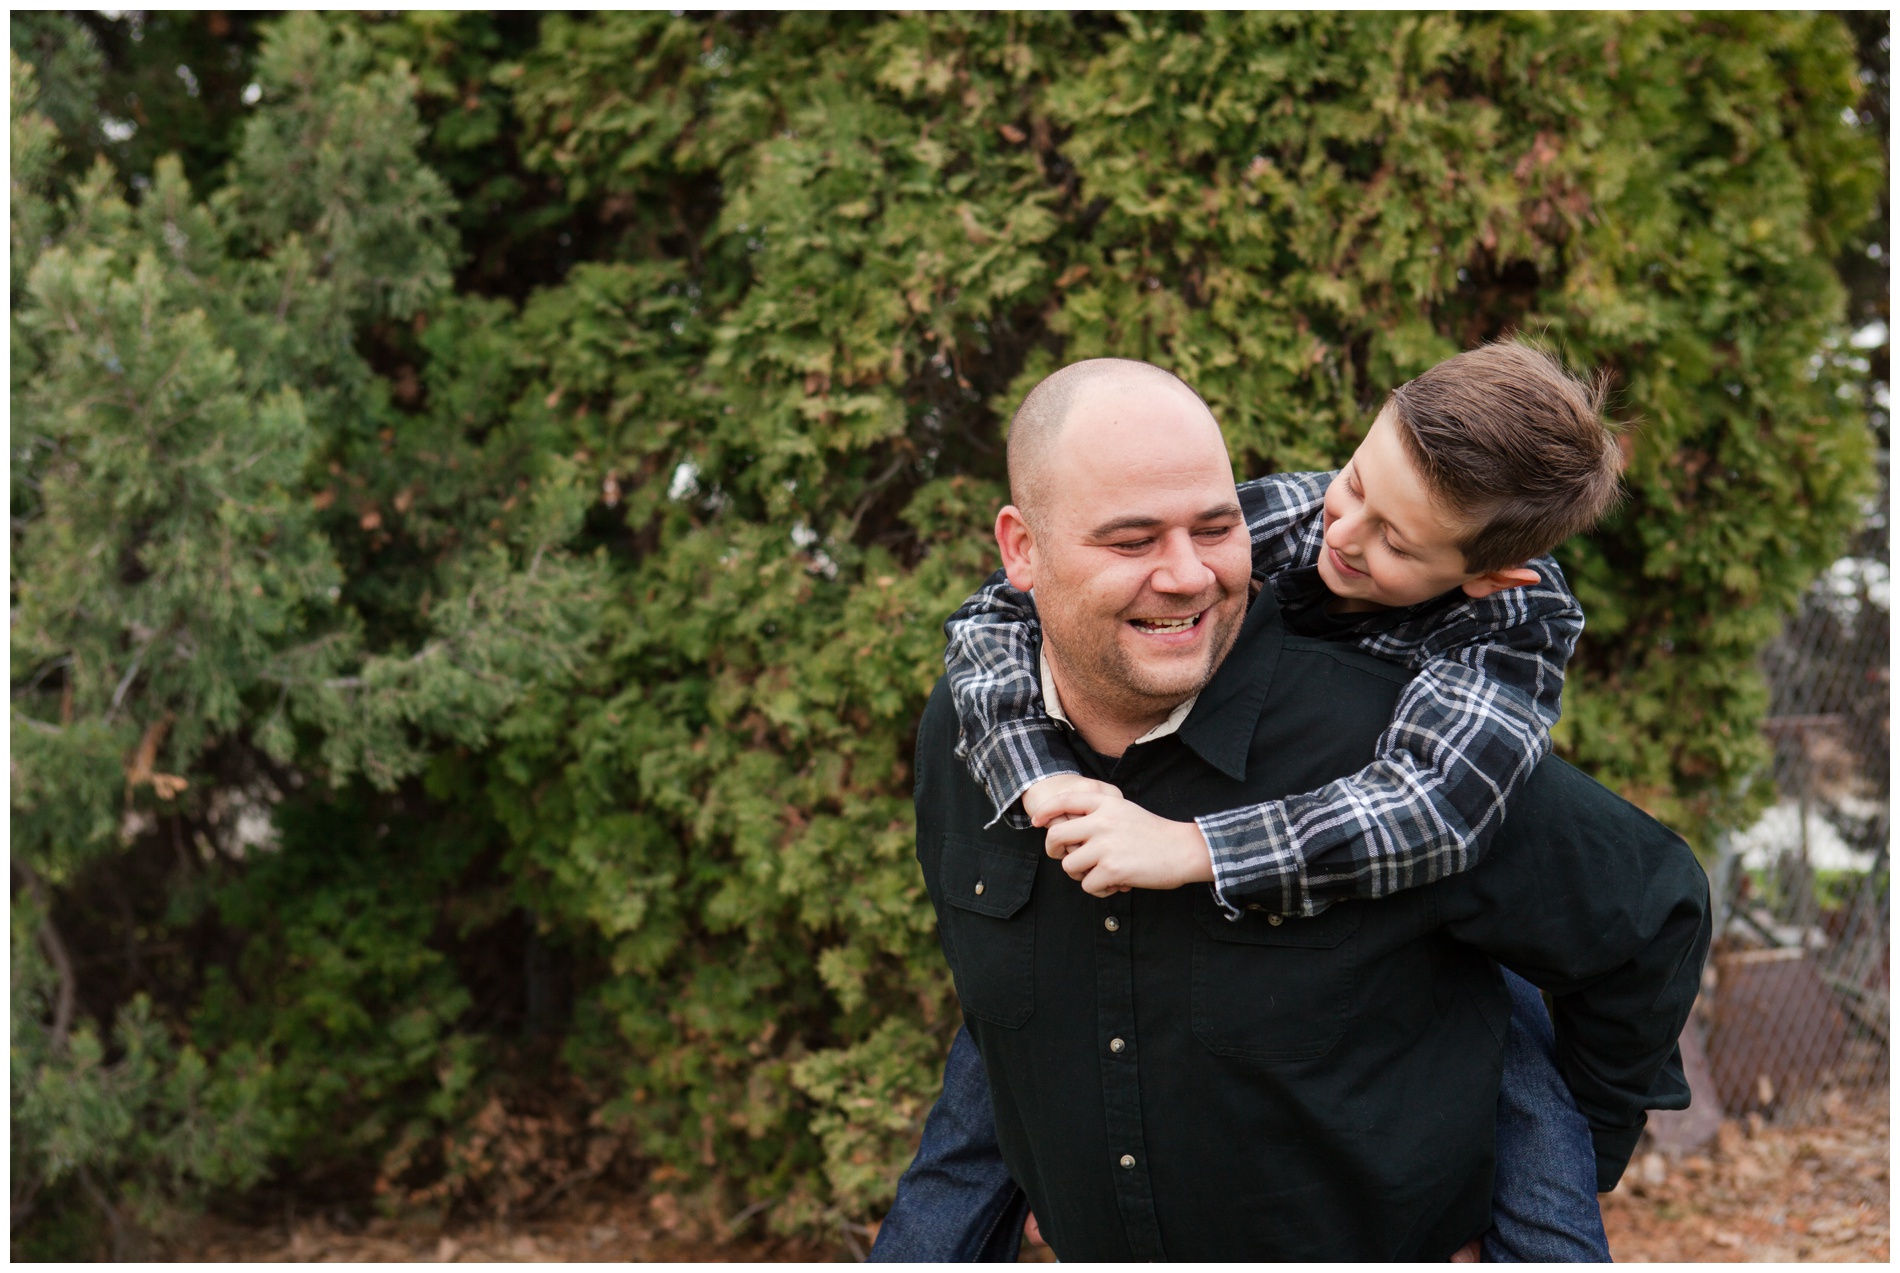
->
<box><xmin>1041</xmin><ymin>790</ymin><xmax>1214</xmax><ymax>897</ymax></box>
<box><xmin>1021</xmin><ymin>773</ymin><xmax>1122</xmax><ymax>830</ymax></box>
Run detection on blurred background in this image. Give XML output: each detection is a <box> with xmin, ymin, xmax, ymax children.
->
<box><xmin>9</xmin><ymin>11</ymin><xmax>1887</xmax><ymax>1262</ymax></box>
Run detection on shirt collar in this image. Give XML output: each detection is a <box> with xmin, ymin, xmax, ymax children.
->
<box><xmin>1171</xmin><ymin>589</ymin><xmax>1285</xmax><ymax>782</ymax></box>
<box><xmin>1036</xmin><ymin>590</ymin><xmax>1287</xmax><ymax>783</ymax></box>
<box><xmin>1273</xmin><ymin>564</ymin><xmax>1460</xmax><ymax>638</ymax></box>
<box><xmin>1039</xmin><ymin>646</ymin><xmax>1200</xmax><ymax>746</ymax></box>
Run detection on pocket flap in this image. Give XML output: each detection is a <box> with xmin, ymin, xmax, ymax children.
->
<box><xmin>1194</xmin><ymin>898</ymin><xmax>1362</xmax><ymax>948</ymax></box>
<box><xmin>942</xmin><ymin>835</ymin><xmax>1038</xmax><ymax>920</ymax></box>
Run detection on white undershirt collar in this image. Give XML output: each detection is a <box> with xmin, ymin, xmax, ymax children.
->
<box><xmin>1039</xmin><ymin>644</ymin><xmax>1199</xmax><ymax>749</ymax></box>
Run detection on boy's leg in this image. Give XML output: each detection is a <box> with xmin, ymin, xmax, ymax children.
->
<box><xmin>1484</xmin><ymin>968</ymin><xmax>1612</xmax><ymax>1262</ymax></box>
<box><xmin>870</xmin><ymin>1025</ymin><xmax>1028</xmax><ymax>1262</ymax></box>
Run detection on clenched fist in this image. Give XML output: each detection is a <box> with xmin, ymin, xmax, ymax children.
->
<box><xmin>1020</xmin><ymin>773</ymin><xmax>1121</xmax><ymax>830</ymax></box>
<box><xmin>1036</xmin><ymin>786</ymin><xmax>1214</xmax><ymax>898</ymax></box>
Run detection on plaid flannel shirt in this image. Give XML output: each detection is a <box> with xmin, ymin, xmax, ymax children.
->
<box><xmin>942</xmin><ymin>470</ymin><xmax>1582</xmax><ymax>918</ymax></box>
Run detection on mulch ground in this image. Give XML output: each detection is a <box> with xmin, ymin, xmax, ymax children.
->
<box><xmin>178</xmin><ymin>1199</ymin><xmax>842</xmax><ymax>1264</ymax></box>
<box><xmin>1601</xmin><ymin>1098</ymin><xmax>1889</xmax><ymax>1263</ymax></box>
<box><xmin>172</xmin><ymin>1105</ymin><xmax>1888</xmax><ymax>1263</ymax></box>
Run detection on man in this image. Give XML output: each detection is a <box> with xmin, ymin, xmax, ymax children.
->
<box><xmin>882</xmin><ymin>361</ymin><xmax>1708</xmax><ymax>1260</ymax></box>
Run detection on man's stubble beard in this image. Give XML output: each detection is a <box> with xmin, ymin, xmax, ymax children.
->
<box><xmin>1041</xmin><ymin>587</ymin><xmax>1248</xmax><ymax>731</ymax></box>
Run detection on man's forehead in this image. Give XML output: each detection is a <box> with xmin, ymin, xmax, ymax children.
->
<box><xmin>1055</xmin><ymin>381</ymin><xmax>1225</xmax><ymax>459</ymax></box>
<box><xmin>1050</xmin><ymin>420</ymin><xmax>1235</xmax><ymax>521</ymax></box>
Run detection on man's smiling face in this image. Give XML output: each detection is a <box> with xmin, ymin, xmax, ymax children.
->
<box><xmin>997</xmin><ymin>374</ymin><xmax>1251</xmax><ymax>743</ymax></box>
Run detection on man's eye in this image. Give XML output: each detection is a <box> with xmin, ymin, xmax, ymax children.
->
<box><xmin>1194</xmin><ymin>526</ymin><xmax>1234</xmax><ymax>540</ymax></box>
<box><xmin>1110</xmin><ymin>539</ymin><xmax>1154</xmax><ymax>552</ymax></box>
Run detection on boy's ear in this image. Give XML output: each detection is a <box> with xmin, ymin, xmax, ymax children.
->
<box><xmin>1460</xmin><ymin>565</ymin><xmax>1541</xmax><ymax>600</ymax></box>
<box><xmin>995</xmin><ymin>505</ymin><xmax>1037</xmax><ymax>592</ymax></box>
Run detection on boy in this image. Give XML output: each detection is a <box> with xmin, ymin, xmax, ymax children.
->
<box><xmin>877</xmin><ymin>342</ymin><xmax>1629</xmax><ymax>1261</ymax></box>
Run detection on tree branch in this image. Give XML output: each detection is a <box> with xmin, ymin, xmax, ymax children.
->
<box><xmin>76</xmin><ymin>1165</ymin><xmax>130</xmax><ymax>1262</ymax></box>
<box><xmin>15</xmin><ymin>861</ymin><xmax>76</xmax><ymax>1053</ymax></box>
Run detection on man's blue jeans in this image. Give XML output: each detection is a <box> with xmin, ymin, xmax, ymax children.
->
<box><xmin>871</xmin><ymin>968</ymin><xmax>1610</xmax><ymax>1262</ymax></box>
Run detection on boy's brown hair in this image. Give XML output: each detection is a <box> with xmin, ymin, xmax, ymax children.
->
<box><xmin>1387</xmin><ymin>340</ymin><xmax>1622</xmax><ymax>573</ymax></box>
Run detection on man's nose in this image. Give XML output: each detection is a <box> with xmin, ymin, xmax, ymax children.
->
<box><xmin>1150</xmin><ymin>529</ymin><xmax>1216</xmax><ymax>595</ymax></box>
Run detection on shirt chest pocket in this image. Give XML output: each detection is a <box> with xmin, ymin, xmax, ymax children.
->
<box><xmin>1190</xmin><ymin>903</ymin><xmax>1363</xmax><ymax>1062</ymax></box>
<box><xmin>938</xmin><ymin>835</ymin><xmax>1038</xmax><ymax>1030</ymax></box>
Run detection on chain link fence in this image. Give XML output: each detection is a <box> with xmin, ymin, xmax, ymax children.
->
<box><xmin>1697</xmin><ymin>455</ymin><xmax>1890</xmax><ymax>1130</ymax></box>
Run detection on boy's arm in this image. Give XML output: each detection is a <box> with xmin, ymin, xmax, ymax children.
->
<box><xmin>943</xmin><ymin>473</ymin><xmax>1333</xmax><ymax>828</ymax></box>
<box><xmin>1237</xmin><ymin>469</ymin><xmax>1334</xmax><ymax>577</ymax></box>
<box><xmin>942</xmin><ymin>571</ymin><xmax>1082</xmax><ymax>829</ymax></box>
<box><xmin>1202</xmin><ymin>562</ymin><xmax>1582</xmax><ymax>917</ymax></box>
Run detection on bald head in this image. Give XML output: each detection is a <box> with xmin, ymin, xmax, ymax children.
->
<box><xmin>1007</xmin><ymin>359</ymin><xmax>1217</xmax><ymax>523</ymax></box>
<box><xmin>991</xmin><ymin>357</ymin><xmax>1247</xmax><ymax>753</ymax></box>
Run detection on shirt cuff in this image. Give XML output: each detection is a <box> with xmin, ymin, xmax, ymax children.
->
<box><xmin>1199</xmin><ymin>802</ymin><xmax>1304</xmax><ymax>919</ymax></box>
<box><xmin>964</xmin><ymin>718</ymin><xmax>1083</xmax><ymax>830</ymax></box>
<box><xmin>1194</xmin><ymin>821</ymin><xmax>1244</xmax><ymax>920</ymax></box>
<box><xmin>1592</xmin><ymin>1117</ymin><xmax>1647</xmax><ymax>1192</ymax></box>
<box><xmin>982</xmin><ymin>769</ymin><xmax>1084</xmax><ymax>831</ymax></box>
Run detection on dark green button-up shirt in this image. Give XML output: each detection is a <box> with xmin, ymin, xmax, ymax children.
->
<box><xmin>915</xmin><ymin>590</ymin><xmax>1709</xmax><ymax>1261</ymax></box>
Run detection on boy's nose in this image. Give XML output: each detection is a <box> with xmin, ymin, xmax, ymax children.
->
<box><xmin>1325</xmin><ymin>508</ymin><xmax>1367</xmax><ymax>554</ymax></box>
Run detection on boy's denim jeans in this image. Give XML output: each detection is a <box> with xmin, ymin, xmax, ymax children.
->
<box><xmin>870</xmin><ymin>968</ymin><xmax>1610</xmax><ymax>1262</ymax></box>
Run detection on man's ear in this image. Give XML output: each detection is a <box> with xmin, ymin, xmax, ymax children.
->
<box><xmin>1460</xmin><ymin>565</ymin><xmax>1541</xmax><ymax>600</ymax></box>
<box><xmin>995</xmin><ymin>505</ymin><xmax>1037</xmax><ymax>592</ymax></box>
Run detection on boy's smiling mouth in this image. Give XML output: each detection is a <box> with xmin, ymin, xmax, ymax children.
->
<box><xmin>1129</xmin><ymin>612</ymin><xmax>1205</xmax><ymax>636</ymax></box>
<box><xmin>1328</xmin><ymin>546</ymin><xmax>1368</xmax><ymax>579</ymax></box>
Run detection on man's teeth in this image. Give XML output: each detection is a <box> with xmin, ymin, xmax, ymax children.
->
<box><xmin>1133</xmin><ymin>615</ymin><xmax>1199</xmax><ymax>633</ymax></box>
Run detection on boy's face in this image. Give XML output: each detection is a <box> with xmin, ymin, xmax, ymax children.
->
<box><xmin>1317</xmin><ymin>407</ymin><xmax>1528</xmax><ymax>609</ymax></box>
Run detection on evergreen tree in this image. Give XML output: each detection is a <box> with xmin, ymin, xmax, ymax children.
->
<box><xmin>10</xmin><ymin>10</ymin><xmax>1883</xmax><ymax>1255</ymax></box>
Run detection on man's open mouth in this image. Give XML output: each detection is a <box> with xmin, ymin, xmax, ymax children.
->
<box><xmin>1129</xmin><ymin>612</ymin><xmax>1204</xmax><ymax>635</ymax></box>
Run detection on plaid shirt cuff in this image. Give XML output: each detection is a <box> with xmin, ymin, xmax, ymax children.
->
<box><xmin>1200</xmin><ymin>801</ymin><xmax>1304</xmax><ymax>920</ymax></box>
<box><xmin>964</xmin><ymin>717</ymin><xmax>1083</xmax><ymax>830</ymax></box>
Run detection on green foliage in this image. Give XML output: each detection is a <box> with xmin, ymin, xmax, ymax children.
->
<box><xmin>191</xmin><ymin>783</ymin><xmax>491</xmax><ymax>1175</ymax></box>
<box><xmin>9</xmin><ymin>10</ymin><xmax>1883</xmax><ymax>1256</ymax></box>
<box><xmin>226</xmin><ymin>13</ymin><xmax>456</xmax><ymax>324</ymax></box>
<box><xmin>7</xmin><ymin>13</ymin><xmax>104</xmax><ymax>178</ymax></box>
<box><xmin>12</xmin><ymin>890</ymin><xmax>281</xmax><ymax>1258</ymax></box>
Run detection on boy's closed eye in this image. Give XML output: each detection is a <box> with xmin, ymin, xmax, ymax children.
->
<box><xmin>1342</xmin><ymin>466</ymin><xmax>1415</xmax><ymax>559</ymax></box>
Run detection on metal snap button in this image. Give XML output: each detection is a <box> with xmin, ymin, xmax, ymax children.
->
<box><xmin>1104</xmin><ymin>916</ymin><xmax>1121</xmax><ymax>933</ymax></box>
<box><xmin>1109</xmin><ymin>1037</ymin><xmax>1126</xmax><ymax>1054</ymax></box>
<box><xmin>1119</xmin><ymin>1154</ymin><xmax>1136</xmax><ymax>1169</ymax></box>
<box><xmin>974</xmin><ymin>880</ymin><xmax>985</xmax><ymax>896</ymax></box>
<box><xmin>1267</xmin><ymin>913</ymin><xmax>1284</xmax><ymax>926</ymax></box>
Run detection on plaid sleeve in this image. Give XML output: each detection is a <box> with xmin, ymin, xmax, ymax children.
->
<box><xmin>1237</xmin><ymin>470</ymin><xmax>1334</xmax><ymax>577</ymax></box>
<box><xmin>1200</xmin><ymin>557</ymin><xmax>1582</xmax><ymax>918</ymax></box>
<box><xmin>942</xmin><ymin>569</ymin><xmax>1083</xmax><ymax>829</ymax></box>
